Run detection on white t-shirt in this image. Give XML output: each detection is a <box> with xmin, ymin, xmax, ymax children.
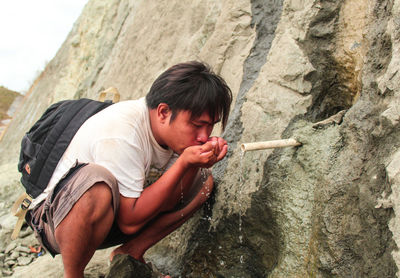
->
<box><xmin>32</xmin><ymin>97</ymin><xmax>174</xmax><ymax>207</ymax></box>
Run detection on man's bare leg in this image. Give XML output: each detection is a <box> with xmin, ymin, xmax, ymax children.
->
<box><xmin>55</xmin><ymin>183</ymin><xmax>114</xmax><ymax>278</ymax></box>
<box><xmin>111</xmin><ymin>175</ymin><xmax>213</xmax><ymax>261</ymax></box>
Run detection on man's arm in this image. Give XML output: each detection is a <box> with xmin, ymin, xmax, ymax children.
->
<box><xmin>117</xmin><ymin>139</ymin><xmax>226</xmax><ymax>234</ymax></box>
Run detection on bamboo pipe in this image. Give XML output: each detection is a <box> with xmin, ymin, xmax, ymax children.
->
<box><xmin>241</xmin><ymin>138</ymin><xmax>302</xmax><ymax>152</ymax></box>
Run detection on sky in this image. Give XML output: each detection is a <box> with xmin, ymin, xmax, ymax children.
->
<box><xmin>0</xmin><ymin>0</ymin><xmax>89</xmax><ymax>93</ymax></box>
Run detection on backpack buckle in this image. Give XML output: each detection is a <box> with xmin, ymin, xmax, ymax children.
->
<box><xmin>11</xmin><ymin>193</ymin><xmax>33</xmax><ymax>240</ymax></box>
<box><xmin>21</xmin><ymin>198</ymin><xmax>32</xmax><ymax>210</ymax></box>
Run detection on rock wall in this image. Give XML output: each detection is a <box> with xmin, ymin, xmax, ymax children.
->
<box><xmin>1</xmin><ymin>0</ymin><xmax>399</xmax><ymax>277</ymax></box>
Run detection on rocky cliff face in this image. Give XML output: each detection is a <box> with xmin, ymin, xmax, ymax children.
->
<box><xmin>1</xmin><ymin>0</ymin><xmax>399</xmax><ymax>277</ymax></box>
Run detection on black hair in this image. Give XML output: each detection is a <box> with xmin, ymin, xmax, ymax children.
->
<box><xmin>146</xmin><ymin>61</ymin><xmax>232</xmax><ymax>130</ymax></box>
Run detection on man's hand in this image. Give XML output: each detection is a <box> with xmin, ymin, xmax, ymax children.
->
<box><xmin>180</xmin><ymin>137</ymin><xmax>228</xmax><ymax>168</ymax></box>
<box><xmin>207</xmin><ymin>136</ymin><xmax>228</xmax><ymax>161</ymax></box>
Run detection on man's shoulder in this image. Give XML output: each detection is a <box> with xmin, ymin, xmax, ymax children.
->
<box><xmin>90</xmin><ymin>97</ymin><xmax>148</xmax><ymax>123</ymax></box>
<box><xmin>73</xmin><ymin>97</ymin><xmax>148</xmax><ymax>140</ymax></box>
<box><xmin>110</xmin><ymin>97</ymin><xmax>147</xmax><ymax>112</ymax></box>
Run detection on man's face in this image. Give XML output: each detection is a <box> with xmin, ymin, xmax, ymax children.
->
<box><xmin>163</xmin><ymin>110</ymin><xmax>218</xmax><ymax>154</ymax></box>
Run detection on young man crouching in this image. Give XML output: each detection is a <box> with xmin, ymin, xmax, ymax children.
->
<box><xmin>27</xmin><ymin>61</ymin><xmax>232</xmax><ymax>277</ymax></box>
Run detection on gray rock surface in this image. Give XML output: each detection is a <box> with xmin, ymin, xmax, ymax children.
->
<box><xmin>0</xmin><ymin>0</ymin><xmax>399</xmax><ymax>277</ymax></box>
<box><xmin>105</xmin><ymin>254</ymin><xmax>155</xmax><ymax>278</ymax></box>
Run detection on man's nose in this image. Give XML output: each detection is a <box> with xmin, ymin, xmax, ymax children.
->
<box><xmin>196</xmin><ymin>129</ymin><xmax>209</xmax><ymax>144</ymax></box>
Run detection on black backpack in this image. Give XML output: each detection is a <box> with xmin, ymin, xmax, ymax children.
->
<box><xmin>18</xmin><ymin>98</ymin><xmax>113</xmax><ymax>199</ymax></box>
<box><xmin>11</xmin><ymin>89</ymin><xmax>120</xmax><ymax>240</ymax></box>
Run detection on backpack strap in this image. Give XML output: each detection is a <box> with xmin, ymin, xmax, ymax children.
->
<box><xmin>11</xmin><ymin>193</ymin><xmax>32</xmax><ymax>240</ymax></box>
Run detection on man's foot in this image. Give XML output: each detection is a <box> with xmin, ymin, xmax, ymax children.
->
<box><xmin>110</xmin><ymin>246</ymin><xmax>144</xmax><ymax>263</ymax></box>
<box><xmin>106</xmin><ymin>254</ymin><xmax>171</xmax><ymax>278</ymax></box>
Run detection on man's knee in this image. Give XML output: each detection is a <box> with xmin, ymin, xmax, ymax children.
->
<box><xmin>55</xmin><ymin>183</ymin><xmax>114</xmax><ymax>243</ymax></box>
<box><xmin>77</xmin><ymin>183</ymin><xmax>114</xmax><ymax>219</ymax></box>
<box><xmin>54</xmin><ymin>183</ymin><xmax>115</xmax><ymax>274</ymax></box>
<box><xmin>56</xmin><ymin>182</ymin><xmax>113</xmax><ymax>230</ymax></box>
<box><xmin>86</xmin><ymin>182</ymin><xmax>113</xmax><ymax>202</ymax></box>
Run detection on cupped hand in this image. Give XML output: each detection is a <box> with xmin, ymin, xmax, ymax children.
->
<box><xmin>207</xmin><ymin>136</ymin><xmax>228</xmax><ymax>161</ymax></box>
<box><xmin>181</xmin><ymin>138</ymin><xmax>228</xmax><ymax>168</ymax></box>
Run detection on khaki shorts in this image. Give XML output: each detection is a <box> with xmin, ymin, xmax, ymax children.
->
<box><xmin>26</xmin><ymin>163</ymin><xmax>211</xmax><ymax>256</ymax></box>
<box><xmin>26</xmin><ymin>163</ymin><xmax>120</xmax><ymax>256</ymax></box>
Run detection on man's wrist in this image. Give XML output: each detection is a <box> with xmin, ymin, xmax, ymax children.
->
<box><xmin>176</xmin><ymin>155</ymin><xmax>191</xmax><ymax>170</ymax></box>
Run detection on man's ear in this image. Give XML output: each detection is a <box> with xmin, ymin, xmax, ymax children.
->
<box><xmin>157</xmin><ymin>103</ymin><xmax>171</xmax><ymax>123</ymax></box>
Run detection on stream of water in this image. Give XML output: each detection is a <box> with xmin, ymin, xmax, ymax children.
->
<box><xmin>238</xmin><ymin>150</ymin><xmax>246</xmax><ymax>263</ymax></box>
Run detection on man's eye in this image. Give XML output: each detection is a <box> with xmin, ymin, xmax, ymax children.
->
<box><xmin>192</xmin><ymin>123</ymin><xmax>202</xmax><ymax>128</ymax></box>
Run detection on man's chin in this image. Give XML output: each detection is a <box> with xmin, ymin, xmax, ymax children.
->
<box><xmin>176</xmin><ymin>143</ymin><xmax>203</xmax><ymax>155</ymax></box>
<box><xmin>173</xmin><ymin>148</ymin><xmax>184</xmax><ymax>155</ymax></box>
<box><xmin>175</xmin><ymin>145</ymin><xmax>192</xmax><ymax>155</ymax></box>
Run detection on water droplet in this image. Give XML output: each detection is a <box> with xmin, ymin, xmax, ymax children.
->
<box><xmin>238</xmin><ymin>150</ymin><xmax>245</xmax><ymax>250</ymax></box>
<box><xmin>240</xmin><ymin>255</ymin><xmax>244</xmax><ymax>264</ymax></box>
<box><xmin>180</xmin><ymin>180</ymin><xmax>184</xmax><ymax>204</ymax></box>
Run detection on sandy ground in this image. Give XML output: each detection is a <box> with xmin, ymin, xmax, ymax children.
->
<box><xmin>12</xmin><ymin>248</ymin><xmax>113</xmax><ymax>277</ymax></box>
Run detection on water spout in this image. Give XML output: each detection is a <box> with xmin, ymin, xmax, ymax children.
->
<box><xmin>240</xmin><ymin>138</ymin><xmax>302</xmax><ymax>152</ymax></box>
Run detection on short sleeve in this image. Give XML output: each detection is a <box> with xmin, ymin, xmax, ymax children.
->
<box><xmin>92</xmin><ymin>138</ymin><xmax>146</xmax><ymax>198</ymax></box>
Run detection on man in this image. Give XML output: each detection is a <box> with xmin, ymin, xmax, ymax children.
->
<box><xmin>27</xmin><ymin>61</ymin><xmax>232</xmax><ymax>277</ymax></box>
